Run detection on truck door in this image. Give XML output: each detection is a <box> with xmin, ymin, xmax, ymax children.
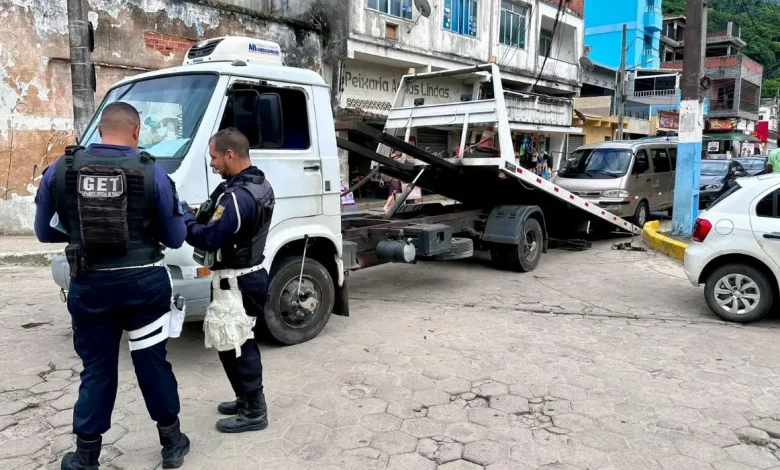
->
<box><xmin>750</xmin><ymin>186</ymin><xmax>780</xmax><ymax>271</ymax></box>
<box><xmin>210</xmin><ymin>78</ymin><xmax>322</xmax><ymax>220</ymax></box>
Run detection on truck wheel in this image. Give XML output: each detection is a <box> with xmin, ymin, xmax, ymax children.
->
<box><xmin>433</xmin><ymin>237</ymin><xmax>474</xmax><ymax>261</ymax></box>
<box><xmin>262</xmin><ymin>256</ymin><xmax>335</xmax><ymax>345</ymax></box>
<box><xmin>506</xmin><ymin>219</ymin><xmax>543</xmax><ymax>272</ymax></box>
<box><xmin>704</xmin><ymin>264</ymin><xmax>774</xmax><ymax>323</ymax></box>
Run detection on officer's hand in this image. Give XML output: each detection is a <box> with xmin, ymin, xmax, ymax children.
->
<box><xmin>179</xmin><ymin>201</ymin><xmax>194</xmax><ymax>214</ymax></box>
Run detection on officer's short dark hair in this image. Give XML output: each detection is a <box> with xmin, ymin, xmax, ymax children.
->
<box><xmin>100</xmin><ymin>102</ymin><xmax>141</xmax><ymax>133</ymax></box>
<box><xmin>210</xmin><ymin>128</ymin><xmax>250</xmax><ymax>159</ymax></box>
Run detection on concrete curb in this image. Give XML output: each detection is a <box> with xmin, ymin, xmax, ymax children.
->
<box><xmin>642</xmin><ymin>220</ymin><xmax>688</xmax><ymax>261</ymax></box>
<box><xmin>0</xmin><ymin>251</ymin><xmax>61</xmax><ymax>267</ymax></box>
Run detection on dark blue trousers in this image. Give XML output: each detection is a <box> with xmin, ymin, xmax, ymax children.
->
<box><xmin>67</xmin><ymin>266</ymin><xmax>180</xmax><ymax>438</ymax></box>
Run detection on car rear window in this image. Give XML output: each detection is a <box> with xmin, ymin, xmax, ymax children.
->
<box><xmin>706</xmin><ymin>184</ymin><xmax>740</xmax><ymax>210</ymax></box>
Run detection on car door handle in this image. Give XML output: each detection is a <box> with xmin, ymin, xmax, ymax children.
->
<box><xmin>763</xmin><ymin>233</ymin><xmax>780</xmax><ymax>240</ymax></box>
<box><xmin>303</xmin><ymin>165</ymin><xmax>320</xmax><ymax>171</ymax></box>
<box><xmin>646</xmin><ymin>178</ymin><xmax>652</xmax><ymax>183</ymax></box>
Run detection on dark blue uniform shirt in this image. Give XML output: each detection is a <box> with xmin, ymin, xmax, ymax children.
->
<box><xmin>34</xmin><ymin>144</ymin><xmax>186</xmax><ymax>249</ymax></box>
<box><xmin>182</xmin><ymin>167</ymin><xmax>260</xmax><ymax>252</ymax></box>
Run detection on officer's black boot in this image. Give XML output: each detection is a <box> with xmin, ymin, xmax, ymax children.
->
<box><xmin>60</xmin><ymin>436</ymin><xmax>101</xmax><ymax>470</ymax></box>
<box><xmin>157</xmin><ymin>418</ymin><xmax>190</xmax><ymax>469</ymax></box>
<box><xmin>215</xmin><ymin>389</ymin><xmax>268</xmax><ymax>433</ymax></box>
<box><xmin>217</xmin><ymin>397</ymin><xmax>247</xmax><ymax>416</ymax></box>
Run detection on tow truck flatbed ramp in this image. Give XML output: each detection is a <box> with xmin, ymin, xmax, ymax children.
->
<box><xmin>337</xmin><ymin>119</ymin><xmax>641</xmax><ymax>237</ymax></box>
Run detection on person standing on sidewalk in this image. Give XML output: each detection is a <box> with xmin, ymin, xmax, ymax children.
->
<box><xmin>33</xmin><ymin>102</ymin><xmax>190</xmax><ymax>469</ymax></box>
<box><xmin>768</xmin><ymin>139</ymin><xmax>780</xmax><ymax>173</ymax></box>
<box><xmin>182</xmin><ymin>128</ymin><xmax>274</xmax><ymax>433</ymax></box>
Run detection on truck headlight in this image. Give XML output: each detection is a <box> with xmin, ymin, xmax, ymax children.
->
<box><xmin>602</xmin><ymin>189</ymin><xmax>629</xmax><ymax>198</ymax></box>
<box><xmin>704</xmin><ymin>184</ymin><xmax>722</xmax><ymax>190</ymax></box>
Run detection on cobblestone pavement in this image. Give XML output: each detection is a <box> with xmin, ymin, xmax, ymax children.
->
<box><xmin>2</xmin><ymin>238</ymin><xmax>780</xmax><ymax>469</ymax></box>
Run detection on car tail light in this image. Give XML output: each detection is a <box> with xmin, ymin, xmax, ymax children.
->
<box><xmin>692</xmin><ymin>218</ymin><xmax>712</xmax><ymax>242</ymax></box>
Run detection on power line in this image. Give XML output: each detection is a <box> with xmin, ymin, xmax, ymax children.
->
<box><xmin>532</xmin><ymin>0</ymin><xmax>565</xmax><ymax>88</ymax></box>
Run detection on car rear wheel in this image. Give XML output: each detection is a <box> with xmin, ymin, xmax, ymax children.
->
<box><xmin>704</xmin><ymin>264</ymin><xmax>774</xmax><ymax>323</ymax></box>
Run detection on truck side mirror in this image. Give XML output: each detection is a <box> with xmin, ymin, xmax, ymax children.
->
<box><xmin>258</xmin><ymin>93</ymin><xmax>283</xmax><ymax>148</ymax></box>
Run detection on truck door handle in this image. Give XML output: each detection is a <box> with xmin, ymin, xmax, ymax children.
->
<box><xmin>646</xmin><ymin>178</ymin><xmax>651</xmax><ymax>183</ymax></box>
<box><xmin>303</xmin><ymin>165</ymin><xmax>320</xmax><ymax>171</ymax></box>
<box><xmin>763</xmin><ymin>233</ymin><xmax>780</xmax><ymax>240</ymax></box>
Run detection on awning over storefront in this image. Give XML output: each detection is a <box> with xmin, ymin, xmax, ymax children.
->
<box><xmin>703</xmin><ymin>133</ymin><xmax>759</xmax><ymax>142</ymax></box>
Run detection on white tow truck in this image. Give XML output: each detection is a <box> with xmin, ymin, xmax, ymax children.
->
<box><xmin>51</xmin><ymin>37</ymin><xmax>638</xmax><ymax>346</ymax></box>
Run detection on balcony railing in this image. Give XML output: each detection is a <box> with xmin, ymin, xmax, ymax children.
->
<box><xmin>644</xmin><ymin>5</ymin><xmax>662</xmax><ymax>31</ymax></box>
<box><xmin>504</xmin><ymin>91</ymin><xmax>573</xmax><ymax>127</ymax></box>
<box><xmin>633</xmin><ymin>89</ymin><xmax>677</xmax><ymax>98</ymax></box>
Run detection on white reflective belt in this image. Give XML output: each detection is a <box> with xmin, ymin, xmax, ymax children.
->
<box><xmin>213</xmin><ymin>264</ymin><xmax>263</xmax><ymax>279</ymax></box>
<box><xmin>96</xmin><ymin>261</ymin><xmax>165</xmax><ymax>272</ymax></box>
<box><xmin>128</xmin><ymin>312</ymin><xmax>171</xmax><ymax>351</ymax></box>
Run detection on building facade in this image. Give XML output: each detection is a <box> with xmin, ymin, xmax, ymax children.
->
<box><xmin>660</xmin><ymin>16</ymin><xmax>763</xmax><ymax>135</ymax></box>
<box><xmin>584</xmin><ymin>0</ymin><xmax>663</xmax><ymax>69</ymax></box>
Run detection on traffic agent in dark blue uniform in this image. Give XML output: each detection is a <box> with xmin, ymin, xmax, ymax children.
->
<box><xmin>182</xmin><ymin>127</ymin><xmax>274</xmax><ymax>434</ymax></box>
<box><xmin>34</xmin><ymin>102</ymin><xmax>190</xmax><ymax>470</ymax></box>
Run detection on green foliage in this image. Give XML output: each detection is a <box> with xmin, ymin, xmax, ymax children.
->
<box><xmin>662</xmin><ymin>0</ymin><xmax>780</xmax><ymax>97</ymax></box>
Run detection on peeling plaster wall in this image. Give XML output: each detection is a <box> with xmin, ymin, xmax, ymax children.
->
<box><xmin>0</xmin><ymin>0</ymin><xmax>322</xmax><ymax>234</ymax></box>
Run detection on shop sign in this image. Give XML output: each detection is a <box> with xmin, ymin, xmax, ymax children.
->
<box><xmin>708</xmin><ymin>118</ymin><xmax>737</xmax><ymax>131</ymax></box>
<box><xmin>658</xmin><ymin>110</ymin><xmax>679</xmax><ymax>130</ymax></box>
<box><xmin>340</xmin><ymin>61</ymin><xmax>465</xmax><ymax>115</ymax></box>
<box><xmin>707</xmin><ymin>141</ymin><xmax>720</xmax><ymax>152</ymax></box>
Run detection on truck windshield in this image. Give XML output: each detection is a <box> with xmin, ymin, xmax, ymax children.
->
<box><xmin>81</xmin><ymin>74</ymin><xmax>218</xmax><ymax>160</ymax></box>
<box><xmin>559</xmin><ymin>149</ymin><xmax>632</xmax><ymax>179</ymax></box>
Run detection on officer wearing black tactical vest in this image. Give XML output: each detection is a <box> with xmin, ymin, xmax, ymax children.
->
<box><xmin>34</xmin><ymin>102</ymin><xmax>190</xmax><ymax>470</ymax></box>
<box><xmin>182</xmin><ymin>128</ymin><xmax>275</xmax><ymax>433</ymax></box>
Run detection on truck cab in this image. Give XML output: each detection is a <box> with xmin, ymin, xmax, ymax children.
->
<box><xmin>51</xmin><ymin>37</ymin><xmax>346</xmax><ymax>345</ymax></box>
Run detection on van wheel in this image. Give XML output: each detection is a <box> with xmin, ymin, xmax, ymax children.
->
<box><xmin>633</xmin><ymin>201</ymin><xmax>649</xmax><ymax>228</ymax></box>
<box><xmin>261</xmin><ymin>256</ymin><xmax>334</xmax><ymax>345</ymax></box>
<box><xmin>506</xmin><ymin>219</ymin><xmax>543</xmax><ymax>272</ymax></box>
<box><xmin>704</xmin><ymin>264</ymin><xmax>774</xmax><ymax>323</ymax></box>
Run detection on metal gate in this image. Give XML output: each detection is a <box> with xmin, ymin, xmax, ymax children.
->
<box><xmin>416</xmin><ymin>128</ymin><xmax>449</xmax><ymax>157</ymax></box>
<box><xmin>567</xmin><ymin>134</ymin><xmax>584</xmax><ymax>155</ymax></box>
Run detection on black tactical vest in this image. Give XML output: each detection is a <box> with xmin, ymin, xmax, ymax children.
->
<box><xmin>55</xmin><ymin>146</ymin><xmax>163</xmax><ymax>271</ymax></box>
<box><xmin>195</xmin><ymin>168</ymin><xmax>275</xmax><ymax>271</ymax></box>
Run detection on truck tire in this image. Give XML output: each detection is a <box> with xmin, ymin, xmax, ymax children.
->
<box><xmin>432</xmin><ymin>237</ymin><xmax>474</xmax><ymax>261</ymax></box>
<box><xmin>704</xmin><ymin>264</ymin><xmax>774</xmax><ymax>323</ymax></box>
<box><xmin>261</xmin><ymin>256</ymin><xmax>335</xmax><ymax>345</ymax></box>
<box><xmin>506</xmin><ymin>219</ymin><xmax>543</xmax><ymax>272</ymax></box>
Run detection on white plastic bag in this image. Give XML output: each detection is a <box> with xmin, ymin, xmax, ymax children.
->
<box><xmin>203</xmin><ymin>273</ymin><xmax>256</xmax><ymax>357</ymax></box>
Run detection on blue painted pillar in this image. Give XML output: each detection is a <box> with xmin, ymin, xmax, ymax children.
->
<box><xmin>672</xmin><ymin>99</ymin><xmax>703</xmax><ymax>236</ymax></box>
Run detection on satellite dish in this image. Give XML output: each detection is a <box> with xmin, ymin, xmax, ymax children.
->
<box><xmin>414</xmin><ymin>0</ymin><xmax>432</xmax><ymax>17</ymax></box>
<box><xmin>579</xmin><ymin>56</ymin><xmax>594</xmax><ymax>72</ymax></box>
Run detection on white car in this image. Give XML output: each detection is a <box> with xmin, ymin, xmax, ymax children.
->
<box><xmin>684</xmin><ymin>173</ymin><xmax>780</xmax><ymax>323</ymax></box>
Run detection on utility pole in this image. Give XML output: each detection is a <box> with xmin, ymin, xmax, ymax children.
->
<box><xmin>67</xmin><ymin>0</ymin><xmax>95</xmax><ymax>139</ymax></box>
<box><xmin>672</xmin><ymin>0</ymin><xmax>707</xmax><ymax>236</ymax></box>
<box><xmin>617</xmin><ymin>24</ymin><xmax>627</xmax><ymax>140</ymax></box>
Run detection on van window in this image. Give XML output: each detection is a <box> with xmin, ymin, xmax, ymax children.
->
<box><xmin>219</xmin><ymin>83</ymin><xmax>310</xmax><ymax>150</ymax></box>
<box><xmin>668</xmin><ymin>148</ymin><xmax>677</xmax><ymax>170</ymax></box>
<box><xmin>634</xmin><ymin>150</ymin><xmax>649</xmax><ymax>174</ymax></box>
<box><xmin>651</xmin><ymin>149</ymin><xmax>671</xmax><ymax>173</ymax></box>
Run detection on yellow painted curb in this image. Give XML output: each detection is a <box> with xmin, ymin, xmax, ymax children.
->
<box><xmin>642</xmin><ymin>220</ymin><xmax>688</xmax><ymax>261</ymax></box>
